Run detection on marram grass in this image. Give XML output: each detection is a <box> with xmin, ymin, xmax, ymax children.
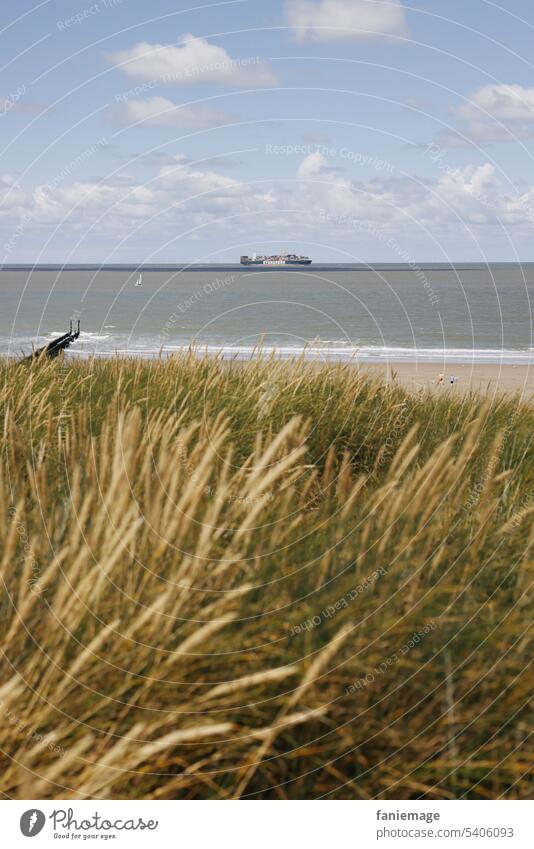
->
<box><xmin>0</xmin><ymin>354</ymin><xmax>532</xmax><ymax>799</ymax></box>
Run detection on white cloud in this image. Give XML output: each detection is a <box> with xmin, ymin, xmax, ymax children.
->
<box><xmin>455</xmin><ymin>84</ymin><xmax>534</xmax><ymax>123</ymax></box>
<box><xmin>115</xmin><ymin>97</ymin><xmax>233</xmax><ymax>129</ymax></box>
<box><xmin>297</xmin><ymin>151</ymin><xmax>332</xmax><ymax>177</ymax></box>
<box><xmin>440</xmin><ymin>84</ymin><xmax>534</xmax><ymax>146</ymax></box>
<box><xmin>292</xmin><ymin>153</ymin><xmax>534</xmax><ymax>231</ymax></box>
<box><xmin>284</xmin><ymin>0</ymin><xmax>408</xmax><ymax>42</ymax></box>
<box><xmin>0</xmin><ymin>155</ymin><xmax>260</xmax><ymax>240</ymax></box>
<box><xmin>108</xmin><ymin>34</ymin><xmax>278</xmax><ymax>87</ymax></box>
<box><xmin>4</xmin><ymin>151</ymin><xmax>534</xmax><ymax>258</ymax></box>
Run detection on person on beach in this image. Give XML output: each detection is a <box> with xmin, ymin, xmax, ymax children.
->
<box><xmin>450</xmin><ymin>375</ymin><xmax>456</xmax><ymax>384</ymax></box>
<box><xmin>437</xmin><ymin>373</ymin><xmax>444</xmax><ymax>385</ymax></box>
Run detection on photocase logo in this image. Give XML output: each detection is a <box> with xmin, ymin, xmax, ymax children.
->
<box><xmin>20</xmin><ymin>809</ymin><xmax>46</xmax><ymax>837</ymax></box>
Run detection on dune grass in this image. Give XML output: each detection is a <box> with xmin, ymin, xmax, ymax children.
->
<box><xmin>0</xmin><ymin>353</ymin><xmax>532</xmax><ymax>799</ymax></box>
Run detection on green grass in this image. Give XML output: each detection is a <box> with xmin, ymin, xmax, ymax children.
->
<box><xmin>0</xmin><ymin>353</ymin><xmax>532</xmax><ymax>799</ymax></box>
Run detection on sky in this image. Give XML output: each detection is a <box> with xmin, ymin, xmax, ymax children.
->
<box><xmin>3</xmin><ymin>0</ymin><xmax>534</xmax><ymax>262</ymax></box>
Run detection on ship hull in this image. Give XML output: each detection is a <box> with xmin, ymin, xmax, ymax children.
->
<box><xmin>240</xmin><ymin>259</ymin><xmax>312</xmax><ymax>266</ymax></box>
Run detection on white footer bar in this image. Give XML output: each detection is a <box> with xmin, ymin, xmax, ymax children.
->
<box><xmin>4</xmin><ymin>800</ymin><xmax>533</xmax><ymax>848</ymax></box>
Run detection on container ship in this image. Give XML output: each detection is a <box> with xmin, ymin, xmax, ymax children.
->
<box><xmin>240</xmin><ymin>252</ymin><xmax>312</xmax><ymax>266</ymax></box>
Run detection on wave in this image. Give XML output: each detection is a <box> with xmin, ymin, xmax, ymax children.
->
<box><xmin>68</xmin><ymin>338</ymin><xmax>534</xmax><ymax>365</ymax></box>
<box><xmin>4</xmin><ymin>332</ymin><xmax>534</xmax><ymax>364</ymax></box>
<box><xmin>77</xmin><ymin>331</ymin><xmax>110</xmax><ymax>341</ymax></box>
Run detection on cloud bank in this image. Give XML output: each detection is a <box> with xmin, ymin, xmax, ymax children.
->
<box><xmin>3</xmin><ymin>149</ymin><xmax>534</xmax><ymax>260</ymax></box>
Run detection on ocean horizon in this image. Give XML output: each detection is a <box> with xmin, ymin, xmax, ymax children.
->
<box><xmin>3</xmin><ymin>261</ymin><xmax>534</xmax><ymax>271</ymax></box>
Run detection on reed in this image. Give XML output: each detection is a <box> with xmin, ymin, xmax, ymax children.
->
<box><xmin>0</xmin><ymin>353</ymin><xmax>532</xmax><ymax>799</ymax></box>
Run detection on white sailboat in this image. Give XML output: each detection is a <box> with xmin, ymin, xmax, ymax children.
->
<box><xmin>135</xmin><ymin>273</ymin><xmax>143</xmax><ymax>287</ymax></box>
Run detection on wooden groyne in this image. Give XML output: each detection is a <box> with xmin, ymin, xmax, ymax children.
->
<box><xmin>22</xmin><ymin>320</ymin><xmax>80</xmax><ymax>362</ymax></box>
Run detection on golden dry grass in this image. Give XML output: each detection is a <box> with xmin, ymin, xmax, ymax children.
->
<box><xmin>0</xmin><ymin>353</ymin><xmax>532</xmax><ymax>799</ymax></box>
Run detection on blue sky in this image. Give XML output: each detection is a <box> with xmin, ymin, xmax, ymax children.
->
<box><xmin>3</xmin><ymin>0</ymin><xmax>534</xmax><ymax>261</ymax></box>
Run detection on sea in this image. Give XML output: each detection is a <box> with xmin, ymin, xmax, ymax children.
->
<box><xmin>1</xmin><ymin>263</ymin><xmax>533</xmax><ymax>364</ymax></box>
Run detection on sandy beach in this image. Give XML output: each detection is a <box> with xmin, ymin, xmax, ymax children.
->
<box><xmin>356</xmin><ymin>361</ymin><xmax>534</xmax><ymax>398</ymax></box>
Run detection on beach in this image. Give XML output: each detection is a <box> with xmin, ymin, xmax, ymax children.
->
<box><xmin>358</xmin><ymin>361</ymin><xmax>534</xmax><ymax>397</ymax></box>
